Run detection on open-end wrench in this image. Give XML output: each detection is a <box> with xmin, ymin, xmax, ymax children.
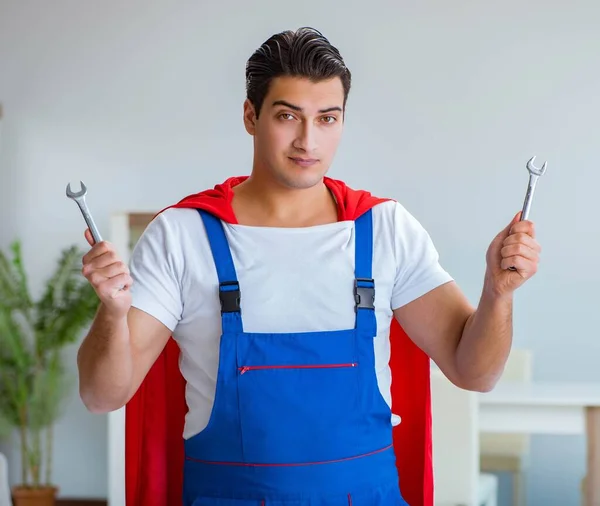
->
<box><xmin>508</xmin><ymin>156</ymin><xmax>547</xmax><ymax>271</ymax></box>
<box><xmin>66</xmin><ymin>181</ymin><xmax>126</xmax><ymax>292</ymax></box>
<box><xmin>66</xmin><ymin>181</ymin><xmax>103</xmax><ymax>244</ymax></box>
<box><xmin>520</xmin><ymin>155</ymin><xmax>547</xmax><ymax>222</ymax></box>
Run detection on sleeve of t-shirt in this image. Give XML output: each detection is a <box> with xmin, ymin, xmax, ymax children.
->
<box><xmin>128</xmin><ymin>211</ymin><xmax>183</xmax><ymax>332</ymax></box>
<box><xmin>391</xmin><ymin>202</ymin><xmax>454</xmax><ymax>310</ymax></box>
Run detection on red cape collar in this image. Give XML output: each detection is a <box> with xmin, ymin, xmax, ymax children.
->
<box><xmin>160</xmin><ymin>176</ymin><xmax>390</xmax><ymax>222</ymax></box>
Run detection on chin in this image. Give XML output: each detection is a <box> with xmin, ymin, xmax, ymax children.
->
<box><xmin>262</xmin><ymin>159</ymin><xmax>326</xmax><ymax>189</ymax></box>
<box><xmin>276</xmin><ymin>169</ymin><xmax>326</xmax><ymax>190</ymax></box>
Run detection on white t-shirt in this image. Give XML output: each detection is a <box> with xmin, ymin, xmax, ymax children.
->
<box><xmin>129</xmin><ymin>199</ymin><xmax>453</xmax><ymax>439</ymax></box>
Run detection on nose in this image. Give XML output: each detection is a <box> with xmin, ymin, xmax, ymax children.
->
<box><xmin>293</xmin><ymin>122</ymin><xmax>318</xmax><ymax>153</ymax></box>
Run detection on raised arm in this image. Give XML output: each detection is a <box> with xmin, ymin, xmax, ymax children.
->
<box><xmin>77</xmin><ymin>230</ymin><xmax>172</xmax><ymax>413</ymax></box>
<box><xmin>394</xmin><ymin>212</ymin><xmax>540</xmax><ymax>392</ymax></box>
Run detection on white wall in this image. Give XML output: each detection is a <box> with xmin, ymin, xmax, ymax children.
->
<box><xmin>1</xmin><ymin>0</ymin><xmax>598</xmax><ymax>504</ymax></box>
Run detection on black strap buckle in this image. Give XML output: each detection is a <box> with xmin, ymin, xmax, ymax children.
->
<box><xmin>354</xmin><ymin>278</ymin><xmax>375</xmax><ymax>311</ymax></box>
<box><xmin>219</xmin><ymin>281</ymin><xmax>241</xmax><ymax>313</ymax></box>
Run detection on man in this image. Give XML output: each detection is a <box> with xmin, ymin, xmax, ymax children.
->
<box><xmin>77</xmin><ymin>27</ymin><xmax>540</xmax><ymax>506</ymax></box>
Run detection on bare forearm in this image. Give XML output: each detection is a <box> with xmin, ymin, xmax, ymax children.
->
<box><xmin>455</xmin><ymin>282</ymin><xmax>513</xmax><ymax>391</ymax></box>
<box><xmin>77</xmin><ymin>304</ymin><xmax>134</xmax><ymax>413</ymax></box>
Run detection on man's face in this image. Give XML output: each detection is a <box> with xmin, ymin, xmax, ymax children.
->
<box><xmin>243</xmin><ymin>76</ymin><xmax>345</xmax><ymax>190</ymax></box>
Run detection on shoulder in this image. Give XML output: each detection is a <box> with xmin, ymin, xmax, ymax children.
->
<box><xmin>370</xmin><ymin>199</ymin><xmax>413</xmax><ymax>218</ymax></box>
<box><xmin>154</xmin><ymin>206</ymin><xmax>203</xmax><ymax>227</ymax></box>
<box><xmin>132</xmin><ymin>207</ymin><xmax>208</xmax><ymax>266</ymax></box>
<box><xmin>143</xmin><ymin>207</ymin><xmax>204</xmax><ymax>240</ymax></box>
<box><xmin>369</xmin><ymin>199</ymin><xmax>442</xmax><ymax>273</ymax></box>
<box><xmin>370</xmin><ymin>199</ymin><xmax>429</xmax><ymax>237</ymax></box>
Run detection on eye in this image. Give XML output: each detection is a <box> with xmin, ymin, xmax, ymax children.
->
<box><xmin>321</xmin><ymin>116</ymin><xmax>337</xmax><ymax>124</ymax></box>
<box><xmin>278</xmin><ymin>113</ymin><xmax>295</xmax><ymax>121</ymax></box>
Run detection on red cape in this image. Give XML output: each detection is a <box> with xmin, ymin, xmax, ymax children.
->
<box><xmin>124</xmin><ymin>176</ymin><xmax>433</xmax><ymax>506</ymax></box>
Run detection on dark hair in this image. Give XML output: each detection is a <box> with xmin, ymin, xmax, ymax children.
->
<box><xmin>245</xmin><ymin>27</ymin><xmax>352</xmax><ymax>117</ymax></box>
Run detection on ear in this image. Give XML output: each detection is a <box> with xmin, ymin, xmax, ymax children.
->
<box><xmin>243</xmin><ymin>99</ymin><xmax>257</xmax><ymax>135</ymax></box>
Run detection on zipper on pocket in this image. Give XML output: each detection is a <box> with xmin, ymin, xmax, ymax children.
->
<box><xmin>238</xmin><ymin>363</ymin><xmax>358</xmax><ymax>375</ymax></box>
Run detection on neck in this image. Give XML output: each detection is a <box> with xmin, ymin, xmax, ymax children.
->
<box><xmin>232</xmin><ymin>172</ymin><xmax>338</xmax><ymax>227</ymax></box>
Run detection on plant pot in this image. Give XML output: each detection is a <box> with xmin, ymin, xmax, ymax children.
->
<box><xmin>11</xmin><ymin>486</ymin><xmax>58</xmax><ymax>506</ymax></box>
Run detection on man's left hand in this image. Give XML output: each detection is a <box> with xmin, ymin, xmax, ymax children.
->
<box><xmin>485</xmin><ymin>212</ymin><xmax>541</xmax><ymax>298</ymax></box>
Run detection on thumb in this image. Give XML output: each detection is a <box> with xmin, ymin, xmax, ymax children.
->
<box><xmin>84</xmin><ymin>228</ymin><xmax>95</xmax><ymax>246</ymax></box>
<box><xmin>501</xmin><ymin>211</ymin><xmax>521</xmax><ymax>236</ymax></box>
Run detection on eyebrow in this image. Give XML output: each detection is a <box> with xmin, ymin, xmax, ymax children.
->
<box><xmin>271</xmin><ymin>100</ymin><xmax>342</xmax><ymax>114</ymax></box>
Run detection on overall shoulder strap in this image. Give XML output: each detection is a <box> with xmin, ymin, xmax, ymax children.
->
<box><xmin>198</xmin><ymin>210</ymin><xmax>243</xmax><ymax>334</ymax></box>
<box><xmin>354</xmin><ymin>209</ymin><xmax>377</xmax><ymax>335</ymax></box>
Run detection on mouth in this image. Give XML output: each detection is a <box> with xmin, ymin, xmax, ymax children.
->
<box><xmin>288</xmin><ymin>157</ymin><xmax>319</xmax><ymax>168</ymax></box>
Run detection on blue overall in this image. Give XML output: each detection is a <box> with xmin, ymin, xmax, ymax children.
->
<box><xmin>183</xmin><ymin>209</ymin><xmax>409</xmax><ymax>505</ymax></box>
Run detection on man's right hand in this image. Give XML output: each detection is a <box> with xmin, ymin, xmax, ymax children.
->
<box><xmin>82</xmin><ymin>228</ymin><xmax>133</xmax><ymax>318</ymax></box>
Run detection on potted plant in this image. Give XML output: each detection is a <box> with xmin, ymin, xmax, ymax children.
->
<box><xmin>0</xmin><ymin>240</ymin><xmax>99</xmax><ymax>506</ymax></box>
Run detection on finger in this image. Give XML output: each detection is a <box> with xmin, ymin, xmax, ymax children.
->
<box><xmin>96</xmin><ymin>274</ymin><xmax>133</xmax><ymax>299</ymax></box>
<box><xmin>82</xmin><ymin>251</ymin><xmax>122</xmax><ymax>275</ymax></box>
<box><xmin>509</xmin><ymin>219</ymin><xmax>535</xmax><ymax>239</ymax></box>
<box><xmin>498</xmin><ymin>212</ymin><xmax>521</xmax><ymax>238</ymax></box>
<box><xmin>82</xmin><ymin>240</ymin><xmax>114</xmax><ymax>265</ymax></box>
<box><xmin>501</xmin><ymin>255</ymin><xmax>537</xmax><ymax>274</ymax></box>
<box><xmin>503</xmin><ymin>233</ymin><xmax>542</xmax><ymax>253</ymax></box>
<box><xmin>87</xmin><ymin>262</ymin><xmax>129</xmax><ymax>286</ymax></box>
<box><xmin>501</xmin><ymin>243</ymin><xmax>539</xmax><ymax>262</ymax></box>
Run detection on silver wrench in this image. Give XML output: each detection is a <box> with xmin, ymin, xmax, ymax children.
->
<box><xmin>520</xmin><ymin>155</ymin><xmax>547</xmax><ymax>222</ymax></box>
<box><xmin>66</xmin><ymin>181</ymin><xmax>103</xmax><ymax>244</ymax></box>
<box><xmin>66</xmin><ymin>181</ymin><xmax>126</xmax><ymax>291</ymax></box>
<box><xmin>508</xmin><ymin>156</ymin><xmax>547</xmax><ymax>271</ymax></box>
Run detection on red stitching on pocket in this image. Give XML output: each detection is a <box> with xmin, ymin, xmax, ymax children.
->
<box><xmin>239</xmin><ymin>363</ymin><xmax>358</xmax><ymax>374</ymax></box>
<box><xmin>347</xmin><ymin>493</ymin><xmax>353</xmax><ymax>505</ymax></box>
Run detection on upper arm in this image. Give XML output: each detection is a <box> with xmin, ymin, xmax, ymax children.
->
<box><xmin>125</xmin><ymin>211</ymin><xmax>185</xmax><ymax>399</ymax></box>
<box><xmin>386</xmin><ymin>201</ymin><xmax>473</xmax><ymax>384</ymax></box>
<box><xmin>126</xmin><ymin>306</ymin><xmax>173</xmax><ymax>401</ymax></box>
<box><xmin>393</xmin><ymin>282</ymin><xmax>474</xmax><ymax>386</ymax></box>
